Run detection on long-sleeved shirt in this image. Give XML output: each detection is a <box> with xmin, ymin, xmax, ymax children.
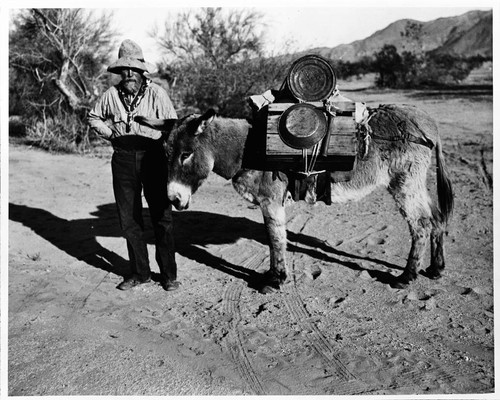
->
<box><xmin>88</xmin><ymin>81</ymin><xmax>177</xmax><ymax>141</ymax></box>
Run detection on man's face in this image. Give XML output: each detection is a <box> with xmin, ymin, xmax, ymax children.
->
<box><xmin>119</xmin><ymin>68</ymin><xmax>143</xmax><ymax>95</ymax></box>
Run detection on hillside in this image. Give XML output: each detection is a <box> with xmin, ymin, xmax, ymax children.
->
<box><xmin>301</xmin><ymin>10</ymin><xmax>492</xmax><ymax>62</ymax></box>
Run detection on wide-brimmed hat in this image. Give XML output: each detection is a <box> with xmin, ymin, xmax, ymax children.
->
<box><xmin>107</xmin><ymin>39</ymin><xmax>155</xmax><ymax>74</ymax></box>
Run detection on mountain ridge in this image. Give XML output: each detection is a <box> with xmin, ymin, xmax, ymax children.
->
<box><xmin>295</xmin><ymin>10</ymin><xmax>492</xmax><ymax>62</ymax></box>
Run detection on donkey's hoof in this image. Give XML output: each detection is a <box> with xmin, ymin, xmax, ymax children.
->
<box><xmin>423</xmin><ymin>266</ymin><xmax>443</xmax><ymax>280</ymax></box>
<box><xmin>256</xmin><ymin>278</ymin><xmax>281</xmax><ymax>294</ymax></box>
<box><xmin>248</xmin><ymin>271</ymin><xmax>283</xmax><ymax>294</ymax></box>
<box><xmin>263</xmin><ymin>271</ymin><xmax>286</xmax><ymax>285</ymax></box>
<box><xmin>391</xmin><ymin>280</ymin><xmax>409</xmax><ymax>289</ymax></box>
<box><xmin>259</xmin><ymin>284</ymin><xmax>279</xmax><ymax>294</ymax></box>
<box><xmin>391</xmin><ymin>272</ymin><xmax>416</xmax><ymax>289</ymax></box>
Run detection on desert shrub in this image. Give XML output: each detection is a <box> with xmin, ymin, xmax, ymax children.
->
<box><xmin>160</xmin><ymin>56</ymin><xmax>288</xmax><ymax>119</ymax></box>
<box><xmin>9</xmin><ymin>9</ymin><xmax>117</xmax><ymax>153</ymax></box>
<box><xmin>152</xmin><ymin>8</ymin><xmax>290</xmax><ymax>119</ymax></box>
<box><xmin>23</xmin><ymin>111</ymin><xmax>98</xmax><ymax>153</ymax></box>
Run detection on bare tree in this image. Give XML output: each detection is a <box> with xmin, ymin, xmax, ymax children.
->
<box><xmin>150</xmin><ymin>8</ymin><xmax>288</xmax><ymax>117</ymax></box>
<box><xmin>10</xmin><ymin>8</ymin><xmax>116</xmax><ymax>115</ymax></box>
<box><xmin>151</xmin><ymin>7</ymin><xmax>264</xmax><ymax>68</ymax></box>
<box><xmin>9</xmin><ymin>8</ymin><xmax>118</xmax><ymax>150</ymax></box>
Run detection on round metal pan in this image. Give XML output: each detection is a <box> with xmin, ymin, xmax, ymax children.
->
<box><xmin>286</xmin><ymin>55</ymin><xmax>336</xmax><ymax>102</ymax></box>
<box><xmin>278</xmin><ymin>103</ymin><xmax>328</xmax><ymax>149</ymax></box>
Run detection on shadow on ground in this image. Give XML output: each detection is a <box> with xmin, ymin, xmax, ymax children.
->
<box><xmin>9</xmin><ymin>203</ymin><xmax>401</xmax><ymax>287</ymax></box>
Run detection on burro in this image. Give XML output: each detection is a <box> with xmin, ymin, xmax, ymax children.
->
<box><xmin>135</xmin><ymin>103</ymin><xmax>454</xmax><ymax>293</ymax></box>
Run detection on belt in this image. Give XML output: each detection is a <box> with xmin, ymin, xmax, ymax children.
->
<box><xmin>111</xmin><ymin>136</ymin><xmax>163</xmax><ymax>151</ymax></box>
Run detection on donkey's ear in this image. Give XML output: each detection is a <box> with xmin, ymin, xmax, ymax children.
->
<box><xmin>195</xmin><ymin>109</ymin><xmax>217</xmax><ymax>135</ymax></box>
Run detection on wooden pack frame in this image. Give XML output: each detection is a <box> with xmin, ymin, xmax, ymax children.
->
<box><xmin>261</xmin><ymin>101</ymin><xmax>362</xmax><ymax>173</ymax></box>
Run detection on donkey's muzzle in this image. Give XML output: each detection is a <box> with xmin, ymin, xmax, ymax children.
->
<box><xmin>167</xmin><ymin>181</ymin><xmax>192</xmax><ymax>210</ymax></box>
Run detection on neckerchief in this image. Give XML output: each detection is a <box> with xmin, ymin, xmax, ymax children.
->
<box><xmin>117</xmin><ymin>78</ymin><xmax>151</xmax><ymax>132</ymax></box>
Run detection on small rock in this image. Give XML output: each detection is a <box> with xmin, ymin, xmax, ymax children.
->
<box><xmin>425</xmin><ymin>297</ymin><xmax>437</xmax><ymax>310</ymax></box>
<box><xmin>472</xmin><ymin>287</ymin><xmax>489</xmax><ymax>295</ymax></box>
<box><xmin>460</xmin><ymin>287</ymin><xmax>473</xmax><ymax>295</ymax></box>
<box><xmin>359</xmin><ymin>270</ymin><xmax>372</xmax><ymax>280</ymax></box>
<box><xmin>329</xmin><ymin>296</ymin><xmax>346</xmax><ymax>307</ymax></box>
<box><xmin>305</xmin><ymin>264</ymin><xmax>322</xmax><ymax>280</ymax></box>
<box><xmin>406</xmin><ymin>291</ymin><xmax>420</xmax><ymax>301</ymax></box>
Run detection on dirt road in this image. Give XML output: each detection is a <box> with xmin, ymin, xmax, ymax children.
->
<box><xmin>8</xmin><ymin>86</ymin><xmax>493</xmax><ymax>395</ymax></box>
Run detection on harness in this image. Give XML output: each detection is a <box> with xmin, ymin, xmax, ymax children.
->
<box><xmin>357</xmin><ymin>106</ymin><xmax>435</xmax><ymax>160</ymax></box>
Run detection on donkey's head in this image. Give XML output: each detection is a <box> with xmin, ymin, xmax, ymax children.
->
<box><xmin>136</xmin><ymin>109</ymin><xmax>217</xmax><ymax>210</ymax></box>
<box><xmin>165</xmin><ymin>110</ymin><xmax>217</xmax><ymax>209</ymax></box>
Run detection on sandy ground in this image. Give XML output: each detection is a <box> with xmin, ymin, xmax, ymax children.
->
<box><xmin>8</xmin><ymin>85</ymin><xmax>494</xmax><ymax>396</ymax></box>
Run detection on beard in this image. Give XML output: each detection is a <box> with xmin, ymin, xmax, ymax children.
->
<box><xmin>121</xmin><ymin>78</ymin><xmax>141</xmax><ymax>95</ymax></box>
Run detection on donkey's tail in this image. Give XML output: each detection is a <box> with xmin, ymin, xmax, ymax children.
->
<box><xmin>435</xmin><ymin>137</ymin><xmax>454</xmax><ymax>224</ymax></box>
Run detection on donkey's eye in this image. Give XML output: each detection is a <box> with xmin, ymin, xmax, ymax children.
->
<box><xmin>180</xmin><ymin>152</ymin><xmax>193</xmax><ymax>163</ymax></box>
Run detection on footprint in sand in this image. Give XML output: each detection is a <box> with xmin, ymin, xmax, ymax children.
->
<box><xmin>403</xmin><ymin>290</ymin><xmax>438</xmax><ymax>310</ymax></box>
<box><xmin>337</xmin><ymin>224</ymin><xmax>393</xmax><ymax>248</ymax></box>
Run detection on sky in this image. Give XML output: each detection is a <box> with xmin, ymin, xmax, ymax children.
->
<box><xmin>4</xmin><ymin>1</ymin><xmax>494</xmax><ymax>64</ymax></box>
<box><xmin>103</xmin><ymin>3</ymin><xmax>494</xmax><ymax>64</ymax></box>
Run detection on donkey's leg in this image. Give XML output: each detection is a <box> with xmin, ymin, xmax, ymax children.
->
<box><xmin>260</xmin><ymin>198</ymin><xmax>288</xmax><ymax>288</ymax></box>
<box><xmin>389</xmin><ymin>174</ymin><xmax>433</xmax><ymax>288</ymax></box>
<box><xmin>425</xmin><ymin>216</ymin><xmax>446</xmax><ymax>279</ymax></box>
<box><xmin>398</xmin><ymin>216</ymin><xmax>432</xmax><ymax>287</ymax></box>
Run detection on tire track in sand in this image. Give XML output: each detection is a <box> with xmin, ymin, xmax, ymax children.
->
<box><xmin>221</xmin><ymin>246</ymin><xmax>267</xmax><ymax>395</ymax></box>
<box><xmin>285</xmin><ymin>215</ymin><xmax>462</xmax><ymax>395</ymax></box>
<box><xmin>285</xmin><ymin>214</ymin><xmax>359</xmax><ymax>384</ymax></box>
<box><xmin>219</xmin><ymin>236</ymin><xmax>361</xmax><ymax>393</ymax></box>
<box><xmin>331</xmin><ymin>361</ymin><xmax>460</xmax><ymax>395</ymax></box>
<box><xmin>281</xmin><ymin>269</ymin><xmax>461</xmax><ymax>395</ymax></box>
<box><xmin>282</xmin><ymin>283</ymin><xmax>358</xmax><ymax>383</ymax></box>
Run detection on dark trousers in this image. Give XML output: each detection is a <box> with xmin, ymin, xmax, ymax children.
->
<box><xmin>111</xmin><ymin>138</ymin><xmax>176</xmax><ymax>282</ymax></box>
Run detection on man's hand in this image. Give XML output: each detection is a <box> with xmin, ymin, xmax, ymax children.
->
<box><xmin>134</xmin><ymin>116</ymin><xmax>177</xmax><ymax>132</ymax></box>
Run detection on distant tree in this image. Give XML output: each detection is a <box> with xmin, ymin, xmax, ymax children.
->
<box><xmin>372</xmin><ymin>42</ymin><xmax>486</xmax><ymax>88</ymax></box>
<box><xmin>373</xmin><ymin>44</ymin><xmax>403</xmax><ymax>88</ymax></box>
<box><xmin>151</xmin><ymin>7</ymin><xmax>288</xmax><ymax>117</ymax></box>
<box><xmin>9</xmin><ymin>9</ymin><xmax>117</xmax><ymax>150</ymax></box>
<box><xmin>400</xmin><ymin>50</ymin><xmax>424</xmax><ymax>86</ymax></box>
<box><xmin>331</xmin><ymin>56</ymin><xmax>375</xmax><ymax>80</ymax></box>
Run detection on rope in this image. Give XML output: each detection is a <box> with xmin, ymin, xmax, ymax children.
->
<box><xmin>357</xmin><ymin>107</ymin><xmax>435</xmax><ymax>157</ymax></box>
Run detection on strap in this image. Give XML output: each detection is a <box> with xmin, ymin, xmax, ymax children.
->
<box><xmin>369</xmin><ymin>132</ymin><xmax>434</xmax><ymax>149</ymax></box>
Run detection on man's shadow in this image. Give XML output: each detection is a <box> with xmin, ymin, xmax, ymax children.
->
<box><xmin>9</xmin><ymin>203</ymin><xmax>402</xmax><ymax>286</ymax></box>
<box><xmin>9</xmin><ymin>203</ymin><xmax>130</xmax><ymax>277</ymax></box>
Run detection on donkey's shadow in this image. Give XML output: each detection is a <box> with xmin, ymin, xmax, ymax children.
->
<box><xmin>9</xmin><ymin>203</ymin><xmax>400</xmax><ymax>286</ymax></box>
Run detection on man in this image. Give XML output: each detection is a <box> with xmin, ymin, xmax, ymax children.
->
<box><xmin>88</xmin><ymin>39</ymin><xmax>179</xmax><ymax>291</ymax></box>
